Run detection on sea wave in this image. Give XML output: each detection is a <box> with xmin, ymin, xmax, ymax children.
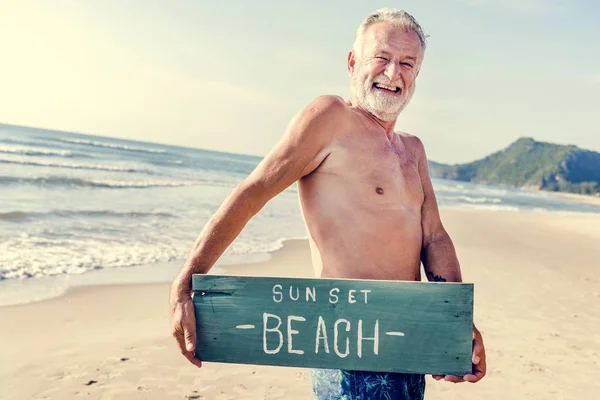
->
<box><xmin>0</xmin><ymin>144</ymin><xmax>76</xmax><ymax>157</ymax></box>
<box><xmin>443</xmin><ymin>203</ymin><xmax>520</xmax><ymax>212</ymax></box>
<box><xmin>0</xmin><ymin>239</ymin><xmax>182</xmax><ymax>280</ymax></box>
<box><xmin>433</xmin><ymin>181</ymin><xmax>509</xmax><ymax>197</ymax></box>
<box><xmin>0</xmin><ymin>175</ymin><xmax>198</xmax><ymax>189</ymax></box>
<box><xmin>228</xmin><ymin>235</ymin><xmax>309</xmax><ymax>256</ymax></box>
<box><xmin>0</xmin><ymin>234</ymin><xmax>306</xmax><ymax>281</ymax></box>
<box><xmin>445</xmin><ymin>195</ymin><xmax>503</xmax><ymax>204</ymax></box>
<box><xmin>52</xmin><ymin>137</ymin><xmax>167</xmax><ymax>154</ymax></box>
<box><xmin>0</xmin><ymin>209</ymin><xmax>176</xmax><ymax>222</ymax></box>
<box><xmin>0</xmin><ymin>154</ymin><xmax>150</xmax><ymax>173</ymax></box>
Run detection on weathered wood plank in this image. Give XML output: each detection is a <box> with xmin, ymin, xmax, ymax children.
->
<box><xmin>192</xmin><ymin>275</ymin><xmax>473</xmax><ymax>375</ymax></box>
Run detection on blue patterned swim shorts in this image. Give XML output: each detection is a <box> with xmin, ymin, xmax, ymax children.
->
<box><xmin>311</xmin><ymin>369</ymin><xmax>425</xmax><ymax>400</ymax></box>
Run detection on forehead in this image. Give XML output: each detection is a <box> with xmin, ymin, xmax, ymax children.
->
<box><xmin>361</xmin><ymin>22</ymin><xmax>422</xmax><ymax>57</ymax></box>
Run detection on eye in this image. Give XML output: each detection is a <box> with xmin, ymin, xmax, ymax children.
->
<box><xmin>375</xmin><ymin>56</ymin><xmax>389</xmax><ymax>61</ymax></box>
<box><xmin>401</xmin><ymin>62</ymin><xmax>414</xmax><ymax>68</ymax></box>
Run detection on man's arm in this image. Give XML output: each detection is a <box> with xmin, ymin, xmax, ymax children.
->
<box><xmin>169</xmin><ymin>95</ymin><xmax>347</xmax><ymax>367</ymax></box>
<box><xmin>414</xmin><ymin>137</ymin><xmax>486</xmax><ymax>383</ymax></box>
<box><xmin>414</xmin><ymin>138</ymin><xmax>462</xmax><ymax>284</ymax></box>
<box><xmin>172</xmin><ymin>95</ymin><xmax>344</xmax><ymax>291</ymax></box>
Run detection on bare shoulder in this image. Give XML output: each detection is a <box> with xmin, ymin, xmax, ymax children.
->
<box><xmin>396</xmin><ymin>131</ymin><xmax>427</xmax><ymax>159</ymax></box>
<box><xmin>240</xmin><ymin>95</ymin><xmax>350</xmax><ymax>194</ymax></box>
<box><xmin>295</xmin><ymin>95</ymin><xmax>350</xmax><ymax>127</ymax></box>
<box><xmin>308</xmin><ymin>94</ymin><xmax>348</xmax><ymax>110</ymax></box>
<box><xmin>282</xmin><ymin>94</ymin><xmax>351</xmax><ymax>150</ymax></box>
<box><xmin>396</xmin><ymin>132</ymin><xmax>435</xmax><ymax>193</ymax></box>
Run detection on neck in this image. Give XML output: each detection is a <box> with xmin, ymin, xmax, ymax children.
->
<box><xmin>349</xmin><ymin>95</ymin><xmax>398</xmax><ymax>139</ymax></box>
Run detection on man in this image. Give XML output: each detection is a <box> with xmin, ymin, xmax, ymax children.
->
<box><xmin>170</xmin><ymin>8</ymin><xmax>486</xmax><ymax>399</ymax></box>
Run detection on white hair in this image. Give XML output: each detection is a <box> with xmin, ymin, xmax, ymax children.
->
<box><xmin>353</xmin><ymin>8</ymin><xmax>428</xmax><ymax>55</ymax></box>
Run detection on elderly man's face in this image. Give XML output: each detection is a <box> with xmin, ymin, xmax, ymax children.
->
<box><xmin>349</xmin><ymin>22</ymin><xmax>423</xmax><ymax>121</ymax></box>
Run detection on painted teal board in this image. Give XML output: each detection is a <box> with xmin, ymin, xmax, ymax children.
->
<box><xmin>192</xmin><ymin>275</ymin><xmax>473</xmax><ymax>375</ymax></box>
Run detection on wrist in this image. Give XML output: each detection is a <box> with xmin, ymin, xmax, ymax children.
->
<box><xmin>171</xmin><ymin>275</ymin><xmax>192</xmax><ymax>301</ymax></box>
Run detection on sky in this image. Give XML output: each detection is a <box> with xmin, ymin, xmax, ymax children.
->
<box><xmin>0</xmin><ymin>0</ymin><xmax>598</xmax><ymax>164</ymax></box>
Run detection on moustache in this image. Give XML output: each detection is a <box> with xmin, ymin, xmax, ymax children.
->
<box><xmin>371</xmin><ymin>76</ymin><xmax>404</xmax><ymax>92</ymax></box>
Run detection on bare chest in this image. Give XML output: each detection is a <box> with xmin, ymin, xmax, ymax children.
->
<box><xmin>321</xmin><ymin>132</ymin><xmax>425</xmax><ymax>208</ymax></box>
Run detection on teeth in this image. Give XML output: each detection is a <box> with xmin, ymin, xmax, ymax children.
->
<box><xmin>374</xmin><ymin>83</ymin><xmax>399</xmax><ymax>92</ymax></box>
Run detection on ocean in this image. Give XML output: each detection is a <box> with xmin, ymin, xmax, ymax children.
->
<box><xmin>1</xmin><ymin>123</ymin><xmax>599</xmax><ymax>305</ymax></box>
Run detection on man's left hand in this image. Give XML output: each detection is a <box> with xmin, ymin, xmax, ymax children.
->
<box><xmin>432</xmin><ymin>325</ymin><xmax>486</xmax><ymax>383</ymax></box>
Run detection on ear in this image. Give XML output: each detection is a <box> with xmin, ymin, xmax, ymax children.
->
<box><xmin>415</xmin><ymin>64</ymin><xmax>422</xmax><ymax>78</ymax></box>
<box><xmin>415</xmin><ymin>50</ymin><xmax>425</xmax><ymax>77</ymax></box>
<box><xmin>347</xmin><ymin>50</ymin><xmax>356</xmax><ymax>75</ymax></box>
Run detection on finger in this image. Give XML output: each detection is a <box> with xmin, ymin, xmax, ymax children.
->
<box><xmin>184</xmin><ymin>327</ymin><xmax>196</xmax><ymax>352</ymax></box>
<box><xmin>472</xmin><ymin>337</ymin><xmax>486</xmax><ymax>376</ymax></box>
<box><xmin>475</xmin><ymin>355</ymin><xmax>486</xmax><ymax>381</ymax></box>
<box><xmin>463</xmin><ymin>370</ymin><xmax>484</xmax><ymax>383</ymax></box>
<box><xmin>172</xmin><ymin>311</ymin><xmax>202</xmax><ymax>368</ymax></box>
<box><xmin>173</xmin><ymin>330</ymin><xmax>191</xmax><ymax>356</ymax></box>
<box><xmin>432</xmin><ymin>375</ymin><xmax>444</xmax><ymax>381</ymax></box>
<box><xmin>183</xmin><ymin>301</ymin><xmax>197</xmax><ymax>352</ymax></box>
<box><xmin>472</xmin><ymin>338</ymin><xmax>484</xmax><ymax>363</ymax></box>
<box><xmin>465</xmin><ymin>355</ymin><xmax>486</xmax><ymax>383</ymax></box>
<box><xmin>174</xmin><ymin>331</ymin><xmax>203</xmax><ymax>368</ymax></box>
<box><xmin>184</xmin><ymin>351</ymin><xmax>203</xmax><ymax>368</ymax></box>
<box><xmin>444</xmin><ymin>375</ymin><xmax>465</xmax><ymax>383</ymax></box>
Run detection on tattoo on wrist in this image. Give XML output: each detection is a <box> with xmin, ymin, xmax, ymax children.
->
<box><xmin>431</xmin><ymin>274</ymin><xmax>447</xmax><ymax>282</ymax></box>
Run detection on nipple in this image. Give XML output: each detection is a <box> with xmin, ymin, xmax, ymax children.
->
<box><xmin>375</xmin><ymin>187</ymin><xmax>384</xmax><ymax>195</ymax></box>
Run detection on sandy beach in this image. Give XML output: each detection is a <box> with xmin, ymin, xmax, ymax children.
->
<box><xmin>1</xmin><ymin>209</ymin><xmax>599</xmax><ymax>400</ymax></box>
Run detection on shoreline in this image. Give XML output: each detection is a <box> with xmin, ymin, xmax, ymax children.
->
<box><xmin>550</xmin><ymin>190</ymin><xmax>600</xmax><ymax>206</ymax></box>
<box><xmin>2</xmin><ymin>206</ymin><xmax>600</xmax><ymax>308</ymax></box>
<box><xmin>0</xmin><ymin>237</ymin><xmax>312</xmax><ymax>308</ymax></box>
<box><xmin>2</xmin><ymin>208</ymin><xmax>599</xmax><ymax>399</ymax></box>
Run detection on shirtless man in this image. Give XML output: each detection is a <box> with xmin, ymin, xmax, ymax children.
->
<box><xmin>170</xmin><ymin>8</ymin><xmax>486</xmax><ymax>399</ymax></box>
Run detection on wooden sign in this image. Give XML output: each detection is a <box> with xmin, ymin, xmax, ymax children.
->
<box><xmin>192</xmin><ymin>275</ymin><xmax>474</xmax><ymax>375</ymax></box>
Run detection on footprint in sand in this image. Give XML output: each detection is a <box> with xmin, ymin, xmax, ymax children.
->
<box><xmin>48</xmin><ymin>367</ymin><xmax>88</xmax><ymax>381</ymax></box>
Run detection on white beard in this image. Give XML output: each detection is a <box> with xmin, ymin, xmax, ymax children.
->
<box><xmin>350</xmin><ymin>73</ymin><xmax>414</xmax><ymax>121</ymax></box>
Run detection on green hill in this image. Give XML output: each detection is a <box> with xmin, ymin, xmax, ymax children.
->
<box><xmin>429</xmin><ymin>138</ymin><xmax>600</xmax><ymax>196</ymax></box>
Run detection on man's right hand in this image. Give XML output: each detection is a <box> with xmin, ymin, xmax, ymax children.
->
<box><xmin>167</xmin><ymin>95</ymin><xmax>344</xmax><ymax>369</ymax></box>
<box><xmin>170</xmin><ymin>290</ymin><xmax>203</xmax><ymax>368</ymax></box>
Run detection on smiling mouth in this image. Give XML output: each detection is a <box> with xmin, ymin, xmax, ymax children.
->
<box><xmin>373</xmin><ymin>82</ymin><xmax>402</xmax><ymax>94</ymax></box>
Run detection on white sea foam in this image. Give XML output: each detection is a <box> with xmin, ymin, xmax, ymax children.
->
<box><xmin>0</xmin><ymin>175</ymin><xmax>198</xmax><ymax>189</ymax></box>
<box><xmin>3</xmin><ymin>127</ymin><xmax>599</xmax><ymax>308</ymax></box>
<box><xmin>0</xmin><ymin>154</ymin><xmax>150</xmax><ymax>173</ymax></box>
<box><xmin>445</xmin><ymin>195</ymin><xmax>503</xmax><ymax>204</ymax></box>
<box><xmin>0</xmin><ymin>209</ymin><xmax>176</xmax><ymax>222</ymax></box>
<box><xmin>0</xmin><ymin>234</ymin><xmax>308</xmax><ymax>281</ymax></box>
<box><xmin>88</xmin><ymin>179</ymin><xmax>195</xmax><ymax>188</ymax></box>
<box><xmin>227</xmin><ymin>235</ymin><xmax>309</xmax><ymax>256</ymax></box>
<box><xmin>54</xmin><ymin>137</ymin><xmax>167</xmax><ymax>154</ymax></box>
<box><xmin>444</xmin><ymin>204</ymin><xmax>520</xmax><ymax>212</ymax></box>
<box><xmin>0</xmin><ymin>237</ymin><xmax>182</xmax><ymax>280</ymax></box>
<box><xmin>0</xmin><ymin>144</ymin><xmax>74</xmax><ymax>157</ymax></box>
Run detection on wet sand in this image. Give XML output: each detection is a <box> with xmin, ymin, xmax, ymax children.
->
<box><xmin>1</xmin><ymin>209</ymin><xmax>599</xmax><ymax>399</ymax></box>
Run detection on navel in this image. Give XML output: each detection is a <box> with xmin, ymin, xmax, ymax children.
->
<box><xmin>375</xmin><ymin>186</ymin><xmax>384</xmax><ymax>195</ymax></box>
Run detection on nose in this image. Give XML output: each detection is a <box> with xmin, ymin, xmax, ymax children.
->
<box><xmin>384</xmin><ymin>62</ymin><xmax>402</xmax><ymax>83</ymax></box>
